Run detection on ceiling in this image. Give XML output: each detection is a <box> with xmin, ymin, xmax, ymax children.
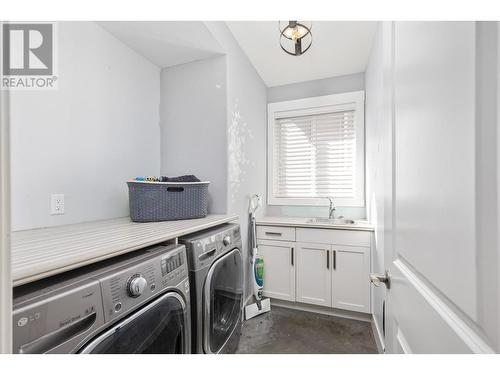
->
<box><xmin>98</xmin><ymin>21</ymin><xmax>224</xmax><ymax>68</ymax></box>
<box><xmin>226</xmin><ymin>21</ymin><xmax>378</xmax><ymax>87</ymax></box>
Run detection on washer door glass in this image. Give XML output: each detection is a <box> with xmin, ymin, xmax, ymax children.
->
<box><xmin>204</xmin><ymin>249</ymin><xmax>243</xmax><ymax>353</ymax></box>
<box><xmin>80</xmin><ymin>292</ymin><xmax>189</xmax><ymax>354</ymax></box>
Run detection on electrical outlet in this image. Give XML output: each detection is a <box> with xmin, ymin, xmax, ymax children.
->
<box><xmin>50</xmin><ymin>194</ymin><xmax>64</xmax><ymax>215</ymax></box>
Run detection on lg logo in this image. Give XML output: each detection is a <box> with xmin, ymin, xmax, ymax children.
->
<box><xmin>2</xmin><ymin>23</ymin><xmax>53</xmax><ymax>76</ymax></box>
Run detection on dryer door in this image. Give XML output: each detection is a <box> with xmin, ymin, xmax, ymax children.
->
<box><xmin>203</xmin><ymin>248</ymin><xmax>243</xmax><ymax>354</ymax></box>
<box><xmin>80</xmin><ymin>291</ymin><xmax>190</xmax><ymax>354</ymax></box>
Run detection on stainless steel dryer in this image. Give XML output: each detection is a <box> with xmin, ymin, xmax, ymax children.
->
<box><xmin>180</xmin><ymin>223</ymin><xmax>243</xmax><ymax>354</ymax></box>
<box><xmin>12</xmin><ymin>244</ymin><xmax>191</xmax><ymax>354</ymax></box>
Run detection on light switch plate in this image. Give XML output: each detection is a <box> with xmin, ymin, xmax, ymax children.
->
<box><xmin>50</xmin><ymin>194</ymin><xmax>64</xmax><ymax>215</ymax></box>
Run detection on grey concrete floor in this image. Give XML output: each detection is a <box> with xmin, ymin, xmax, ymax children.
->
<box><xmin>236</xmin><ymin>306</ymin><xmax>379</xmax><ymax>354</ymax></box>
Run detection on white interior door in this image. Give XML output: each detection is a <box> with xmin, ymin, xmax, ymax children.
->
<box><xmin>380</xmin><ymin>21</ymin><xmax>497</xmax><ymax>354</ymax></box>
<box><xmin>295</xmin><ymin>242</ymin><xmax>331</xmax><ymax>307</ymax></box>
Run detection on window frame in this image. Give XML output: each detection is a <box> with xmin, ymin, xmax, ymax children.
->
<box><xmin>267</xmin><ymin>91</ymin><xmax>365</xmax><ymax>207</ymax></box>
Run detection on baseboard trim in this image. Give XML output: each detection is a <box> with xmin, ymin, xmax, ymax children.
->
<box><xmin>371</xmin><ymin>315</ymin><xmax>385</xmax><ymax>354</ymax></box>
<box><xmin>270</xmin><ymin>299</ymin><xmax>372</xmax><ymax>322</ymax></box>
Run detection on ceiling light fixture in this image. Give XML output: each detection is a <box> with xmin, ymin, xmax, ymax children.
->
<box><xmin>279</xmin><ymin>21</ymin><xmax>312</xmax><ymax>56</ymax></box>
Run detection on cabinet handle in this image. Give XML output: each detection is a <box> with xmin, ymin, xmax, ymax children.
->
<box><xmin>291</xmin><ymin>247</ymin><xmax>294</xmax><ymax>266</ymax></box>
<box><xmin>333</xmin><ymin>250</ymin><xmax>337</xmax><ymax>270</ymax></box>
<box><xmin>327</xmin><ymin>250</ymin><xmax>330</xmax><ymax>269</ymax></box>
<box><xmin>265</xmin><ymin>232</ymin><xmax>282</xmax><ymax>237</ymax></box>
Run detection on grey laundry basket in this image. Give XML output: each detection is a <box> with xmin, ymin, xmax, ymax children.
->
<box><xmin>127</xmin><ymin>181</ymin><xmax>209</xmax><ymax>222</ymax></box>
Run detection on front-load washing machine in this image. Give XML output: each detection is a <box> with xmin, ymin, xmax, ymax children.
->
<box><xmin>12</xmin><ymin>244</ymin><xmax>191</xmax><ymax>354</ymax></box>
<box><xmin>180</xmin><ymin>223</ymin><xmax>243</xmax><ymax>354</ymax></box>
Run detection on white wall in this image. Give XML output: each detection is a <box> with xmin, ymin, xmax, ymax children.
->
<box><xmin>10</xmin><ymin>22</ymin><xmax>161</xmax><ymax>231</ymax></box>
<box><xmin>265</xmin><ymin>73</ymin><xmax>367</xmax><ymax>220</ymax></box>
<box><xmin>160</xmin><ymin>56</ymin><xmax>228</xmax><ymax>214</ymax></box>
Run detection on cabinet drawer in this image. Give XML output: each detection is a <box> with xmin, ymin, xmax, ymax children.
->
<box><xmin>256</xmin><ymin>225</ymin><xmax>296</xmax><ymax>241</ymax></box>
<box><xmin>296</xmin><ymin>228</ymin><xmax>370</xmax><ymax>247</ymax></box>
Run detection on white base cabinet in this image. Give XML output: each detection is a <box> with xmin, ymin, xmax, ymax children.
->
<box><xmin>332</xmin><ymin>245</ymin><xmax>371</xmax><ymax>313</ymax></box>
<box><xmin>257</xmin><ymin>239</ymin><xmax>295</xmax><ymax>302</ymax></box>
<box><xmin>257</xmin><ymin>225</ymin><xmax>372</xmax><ymax>314</ymax></box>
<box><xmin>296</xmin><ymin>242</ymin><xmax>332</xmax><ymax>307</ymax></box>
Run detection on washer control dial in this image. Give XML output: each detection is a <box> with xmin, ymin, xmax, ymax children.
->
<box><xmin>223</xmin><ymin>235</ymin><xmax>231</xmax><ymax>246</ymax></box>
<box><xmin>127</xmin><ymin>274</ymin><xmax>147</xmax><ymax>298</ymax></box>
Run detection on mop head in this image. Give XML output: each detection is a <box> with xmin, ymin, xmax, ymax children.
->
<box><xmin>244</xmin><ymin>298</ymin><xmax>271</xmax><ymax>320</ymax></box>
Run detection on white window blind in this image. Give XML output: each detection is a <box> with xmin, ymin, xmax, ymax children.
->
<box><xmin>273</xmin><ymin>110</ymin><xmax>357</xmax><ymax>199</ymax></box>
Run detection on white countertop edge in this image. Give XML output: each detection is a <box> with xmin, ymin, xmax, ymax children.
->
<box><xmin>12</xmin><ymin>214</ymin><xmax>238</xmax><ymax>287</ymax></box>
<box><xmin>256</xmin><ymin>216</ymin><xmax>374</xmax><ymax>232</ymax></box>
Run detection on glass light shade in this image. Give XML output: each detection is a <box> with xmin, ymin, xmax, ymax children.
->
<box><xmin>279</xmin><ymin>21</ymin><xmax>313</xmax><ymax>56</ymax></box>
<box><xmin>282</xmin><ymin>23</ymin><xmax>309</xmax><ymax>41</ymax></box>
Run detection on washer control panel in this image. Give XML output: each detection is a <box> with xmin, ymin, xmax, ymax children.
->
<box><xmin>186</xmin><ymin>235</ymin><xmax>218</xmax><ymax>270</ymax></box>
<box><xmin>99</xmin><ymin>244</ymin><xmax>188</xmax><ymax>323</ymax></box>
<box><xmin>220</xmin><ymin>225</ymin><xmax>241</xmax><ymax>252</ymax></box>
<box><xmin>180</xmin><ymin>223</ymin><xmax>242</xmax><ymax>271</ymax></box>
<box><xmin>161</xmin><ymin>251</ymin><xmax>186</xmax><ymax>284</ymax></box>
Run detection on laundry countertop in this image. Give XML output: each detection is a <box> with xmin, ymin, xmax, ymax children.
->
<box><xmin>11</xmin><ymin>214</ymin><xmax>238</xmax><ymax>287</ymax></box>
<box><xmin>256</xmin><ymin>216</ymin><xmax>374</xmax><ymax>231</ymax></box>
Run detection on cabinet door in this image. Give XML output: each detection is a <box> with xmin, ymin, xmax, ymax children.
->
<box><xmin>295</xmin><ymin>242</ymin><xmax>332</xmax><ymax>307</ymax></box>
<box><xmin>332</xmin><ymin>245</ymin><xmax>370</xmax><ymax>313</ymax></box>
<box><xmin>257</xmin><ymin>239</ymin><xmax>295</xmax><ymax>302</ymax></box>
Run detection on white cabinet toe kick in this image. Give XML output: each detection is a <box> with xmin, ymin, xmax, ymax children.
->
<box><xmin>256</xmin><ymin>223</ymin><xmax>373</xmax><ymax>316</ymax></box>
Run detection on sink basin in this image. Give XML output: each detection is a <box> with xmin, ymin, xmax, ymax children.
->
<box><xmin>306</xmin><ymin>217</ymin><xmax>356</xmax><ymax>225</ymax></box>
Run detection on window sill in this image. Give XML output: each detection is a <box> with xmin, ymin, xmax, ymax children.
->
<box><xmin>267</xmin><ymin>197</ymin><xmax>365</xmax><ymax>207</ymax></box>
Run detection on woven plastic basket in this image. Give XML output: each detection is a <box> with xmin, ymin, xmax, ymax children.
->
<box><xmin>127</xmin><ymin>181</ymin><xmax>209</xmax><ymax>222</ymax></box>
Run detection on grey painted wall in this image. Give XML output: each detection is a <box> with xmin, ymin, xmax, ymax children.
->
<box><xmin>497</xmin><ymin>22</ymin><xmax>500</xmax><ymax>352</ymax></box>
<box><xmin>475</xmin><ymin>21</ymin><xmax>499</xmax><ymax>350</ymax></box>
<box><xmin>160</xmin><ymin>56</ymin><xmax>228</xmax><ymax>214</ymax></box>
<box><xmin>10</xmin><ymin>22</ymin><xmax>161</xmax><ymax>231</ymax></box>
<box><xmin>0</xmin><ymin>26</ymin><xmax>12</xmax><ymax>350</ymax></box>
<box><xmin>205</xmin><ymin>22</ymin><xmax>268</xmax><ymax>301</ymax></box>
<box><xmin>268</xmin><ymin>72</ymin><xmax>365</xmax><ymax>103</ymax></box>
<box><xmin>265</xmin><ymin>72</ymin><xmax>367</xmax><ymax>220</ymax></box>
<box><xmin>365</xmin><ymin>22</ymin><xmax>390</xmax><ymax>349</ymax></box>
<box><xmin>159</xmin><ymin>22</ymin><xmax>267</xmax><ymax>301</ymax></box>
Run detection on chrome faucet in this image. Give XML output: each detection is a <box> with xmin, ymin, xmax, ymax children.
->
<box><xmin>327</xmin><ymin>197</ymin><xmax>336</xmax><ymax>219</ymax></box>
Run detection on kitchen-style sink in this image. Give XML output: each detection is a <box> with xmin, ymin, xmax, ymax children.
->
<box><xmin>306</xmin><ymin>217</ymin><xmax>356</xmax><ymax>225</ymax></box>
